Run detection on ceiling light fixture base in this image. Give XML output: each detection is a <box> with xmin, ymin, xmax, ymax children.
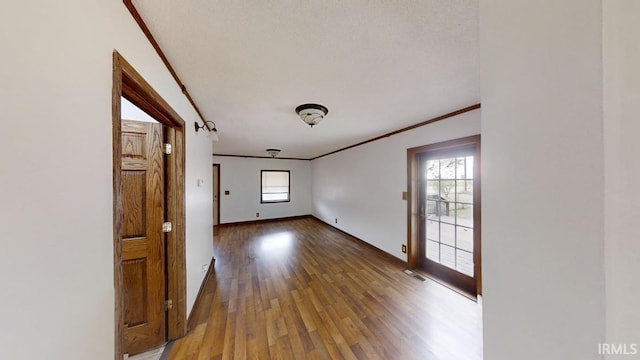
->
<box><xmin>295</xmin><ymin>103</ymin><xmax>328</xmax><ymax>127</ymax></box>
<box><xmin>266</xmin><ymin>148</ymin><xmax>281</xmax><ymax>158</ymax></box>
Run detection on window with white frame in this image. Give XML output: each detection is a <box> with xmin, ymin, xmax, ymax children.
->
<box><xmin>261</xmin><ymin>170</ymin><xmax>290</xmax><ymax>203</ymax></box>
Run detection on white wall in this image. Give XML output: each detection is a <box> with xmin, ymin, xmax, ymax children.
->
<box><xmin>0</xmin><ymin>1</ymin><xmax>213</xmax><ymax>359</ymax></box>
<box><xmin>480</xmin><ymin>1</ymin><xmax>605</xmax><ymax>359</ymax></box>
<box><xmin>603</xmin><ymin>1</ymin><xmax>640</xmax><ymax>356</ymax></box>
<box><xmin>311</xmin><ymin>109</ymin><xmax>480</xmax><ymax>260</ymax></box>
<box><xmin>185</xmin><ymin>130</ymin><xmax>215</xmax><ymax>315</ymax></box>
<box><xmin>213</xmin><ymin>156</ymin><xmax>312</xmax><ymax>223</ymax></box>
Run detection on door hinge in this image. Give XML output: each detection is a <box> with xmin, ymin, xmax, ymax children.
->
<box><xmin>163</xmin><ymin>143</ymin><xmax>172</xmax><ymax>154</ymax></box>
<box><xmin>162</xmin><ymin>222</ymin><xmax>172</xmax><ymax>233</ymax></box>
<box><xmin>165</xmin><ymin>299</ymin><xmax>173</xmax><ymax>311</ymax></box>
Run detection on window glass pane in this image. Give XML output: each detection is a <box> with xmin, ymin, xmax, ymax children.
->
<box><xmin>262</xmin><ymin>193</ymin><xmax>289</xmax><ymax>201</ymax></box>
<box><xmin>426</xmin><ymin>200</ymin><xmax>440</xmax><ymax>220</ymax></box>
<box><xmin>465</xmin><ymin>156</ymin><xmax>474</xmax><ymax>179</ymax></box>
<box><xmin>426</xmin><ymin>180</ymin><xmax>439</xmax><ymax>196</ymax></box>
<box><xmin>456</xmin><ymin>204</ymin><xmax>473</xmax><ymax>228</ymax></box>
<box><xmin>426</xmin><ymin>160</ymin><xmax>440</xmax><ymax>180</ymax></box>
<box><xmin>456</xmin><ymin>226</ymin><xmax>473</xmax><ymax>252</ymax></box>
<box><xmin>439</xmin><ymin>158</ymin><xmax>456</xmax><ymax>179</ymax></box>
<box><xmin>440</xmin><ymin>206</ymin><xmax>455</xmax><ymax>225</ymax></box>
<box><xmin>439</xmin><ymin>180</ymin><xmax>456</xmax><ymax>202</ymax></box>
<box><xmin>441</xmin><ymin>244</ymin><xmax>456</xmax><ymax>269</ymax></box>
<box><xmin>426</xmin><ymin>219</ymin><xmax>439</xmax><ymax>241</ymax></box>
<box><xmin>440</xmin><ymin>223</ymin><xmax>455</xmax><ymax>246</ymax></box>
<box><xmin>456</xmin><ymin>180</ymin><xmax>473</xmax><ymax>203</ymax></box>
<box><xmin>453</xmin><ymin>156</ymin><xmax>474</xmax><ymax>180</ymax></box>
<box><xmin>456</xmin><ymin>157</ymin><xmax>465</xmax><ymax>179</ymax></box>
<box><xmin>263</xmin><ymin>186</ymin><xmax>289</xmax><ymax>194</ymax></box>
<box><xmin>456</xmin><ymin>249</ymin><xmax>474</xmax><ymax>277</ymax></box>
<box><xmin>426</xmin><ymin>240</ymin><xmax>440</xmax><ymax>262</ymax></box>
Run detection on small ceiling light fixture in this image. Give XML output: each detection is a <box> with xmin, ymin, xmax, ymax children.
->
<box><xmin>266</xmin><ymin>148</ymin><xmax>281</xmax><ymax>158</ymax></box>
<box><xmin>194</xmin><ymin>121</ymin><xmax>219</xmax><ymax>142</ymax></box>
<box><xmin>295</xmin><ymin>103</ymin><xmax>328</xmax><ymax>127</ymax></box>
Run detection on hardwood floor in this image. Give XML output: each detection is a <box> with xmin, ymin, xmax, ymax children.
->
<box><xmin>167</xmin><ymin>217</ymin><xmax>482</xmax><ymax>359</ymax></box>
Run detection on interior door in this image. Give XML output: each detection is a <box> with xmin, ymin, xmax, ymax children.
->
<box><xmin>213</xmin><ymin>164</ymin><xmax>220</xmax><ymax>227</ymax></box>
<box><xmin>418</xmin><ymin>143</ymin><xmax>480</xmax><ymax>296</ymax></box>
<box><xmin>121</xmin><ymin>119</ymin><xmax>166</xmax><ymax>355</ymax></box>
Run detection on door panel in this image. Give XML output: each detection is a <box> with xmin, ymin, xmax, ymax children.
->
<box><xmin>121</xmin><ymin>120</ymin><xmax>166</xmax><ymax>355</ymax></box>
<box><xmin>122</xmin><ymin>171</ymin><xmax>146</xmax><ymax>237</ymax></box>
<box><xmin>123</xmin><ymin>258</ymin><xmax>147</xmax><ymax>327</ymax></box>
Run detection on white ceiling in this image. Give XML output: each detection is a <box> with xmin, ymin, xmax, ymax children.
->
<box><xmin>134</xmin><ymin>0</ymin><xmax>479</xmax><ymax>159</ymax></box>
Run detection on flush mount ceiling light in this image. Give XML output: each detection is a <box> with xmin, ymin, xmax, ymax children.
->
<box><xmin>194</xmin><ymin>120</ymin><xmax>219</xmax><ymax>141</ymax></box>
<box><xmin>295</xmin><ymin>103</ymin><xmax>328</xmax><ymax>127</ymax></box>
<box><xmin>266</xmin><ymin>148</ymin><xmax>281</xmax><ymax>158</ymax></box>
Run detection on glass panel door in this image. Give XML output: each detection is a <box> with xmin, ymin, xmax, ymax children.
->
<box><xmin>418</xmin><ymin>146</ymin><xmax>479</xmax><ymax>296</ymax></box>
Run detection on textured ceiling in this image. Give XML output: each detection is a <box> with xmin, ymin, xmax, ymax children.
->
<box><xmin>133</xmin><ymin>0</ymin><xmax>479</xmax><ymax>159</ymax></box>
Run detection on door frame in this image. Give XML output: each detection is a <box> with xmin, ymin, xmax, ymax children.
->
<box><xmin>406</xmin><ymin>135</ymin><xmax>482</xmax><ymax>295</ymax></box>
<box><xmin>112</xmin><ymin>51</ymin><xmax>187</xmax><ymax>359</ymax></box>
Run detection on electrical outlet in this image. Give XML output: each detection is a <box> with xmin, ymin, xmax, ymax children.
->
<box><xmin>201</xmin><ymin>263</ymin><xmax>209</xmax><ymax>273</ymax></box>
<box><xmin>402</xmin><ymin>244</ymin><xmax>407</xmax><ymax>253</ymax></box>
<box><xmin>335</xmin><ymin>218</ymin><xmax>338</xmax><ymax>224</ymax></box>
<box><xmin>256</xmin><ymin>212</ymin><xmax>260</xmax><ymax>217</ymax></box>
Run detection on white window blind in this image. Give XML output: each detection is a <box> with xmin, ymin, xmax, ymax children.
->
<box><xmin>261</xmin><ymin>171</ymin><xmax>290</xmax><ymax>203</ymax></box>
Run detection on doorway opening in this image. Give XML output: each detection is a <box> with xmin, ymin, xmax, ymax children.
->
<box><xmin>112</xmin><ymin>51</ymin><xmax>187</xmax><ymax>359</ymax></box>
<box><xmin>407</xmin><ymin>135</ymin><xmax>481</xmax><ymax>297</ymax></box>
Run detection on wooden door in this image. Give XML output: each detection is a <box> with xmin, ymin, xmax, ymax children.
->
<box><xmin>121</xmin><ymin>120</ymin><xmax>166</xmax><ymax>355</ymax></box>
<box><xmin>213</xmin><ymin>164</ymin><xmax>220</xmax><ymax>227</ymax></box>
